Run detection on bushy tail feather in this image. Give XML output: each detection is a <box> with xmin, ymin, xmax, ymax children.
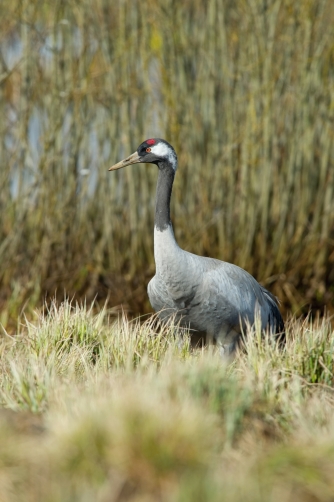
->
<box><xmin>261</xmin><ymin>287</ymin><xmax>285</xmax><ymax>344</ymax></box>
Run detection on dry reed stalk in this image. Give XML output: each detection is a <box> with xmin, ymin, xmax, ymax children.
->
<box><xmin>0</xmin><ymin>0</ymin><xmax>333</xmax><ymax>325</ymax></box>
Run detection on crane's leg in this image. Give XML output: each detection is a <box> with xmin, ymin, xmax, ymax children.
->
<box><xmin>215</xmin><ymin>328</ymin><xmax>240</xmax><ymax>362</ymax></box>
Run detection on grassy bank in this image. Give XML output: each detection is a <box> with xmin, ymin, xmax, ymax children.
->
<box><xmin>0</xmin><ymin>300</ymin><xmax>333</xmax><ymax>500</ymax></box>
<box><xmin>0</xmin><ymin>0</ymin><xmax>333</xmax><ymax>325</ymax></box>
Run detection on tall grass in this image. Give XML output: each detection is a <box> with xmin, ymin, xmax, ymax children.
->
<box><xmin>0</xmin><ymin>0</ymin><xmax>334</xmax><ymax>325</ymax></box>
<box><xmin>0</xmin><ymin>300</ymin><xmax>333</xmax><ymax>500</ymax></box>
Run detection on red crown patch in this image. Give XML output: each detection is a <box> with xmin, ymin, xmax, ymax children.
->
<box><xmin>146</xmin><ymin>139</ymin><xmax>156</xmax><ymax>145</ymax></box>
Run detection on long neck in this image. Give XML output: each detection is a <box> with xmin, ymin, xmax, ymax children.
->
<box><xmin>154</xmin><ymin>163</ymin><xmax>181</xmax><ymax>274</ymax></box>
<box><xmin>154</xmin><ymin>163</ymin><xmax>175</xmax><ymax>231</ymax></box>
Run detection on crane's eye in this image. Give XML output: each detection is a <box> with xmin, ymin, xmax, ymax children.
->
<box><xmin>146</xmin><ymin>147</ymin><xmax>151</xmax><ymax>153</ymax></box>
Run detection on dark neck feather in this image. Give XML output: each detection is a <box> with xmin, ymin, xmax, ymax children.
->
<box><xmin>155</xmin><ymin>162</ymin><xmax>175</xmax><ymax>231</ymax></box>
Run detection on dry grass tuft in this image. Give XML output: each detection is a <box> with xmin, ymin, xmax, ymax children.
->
<box><xmin>0</xmin><ymin>300</ymin><xmax>333</xmax><ymax>500</ymax></box>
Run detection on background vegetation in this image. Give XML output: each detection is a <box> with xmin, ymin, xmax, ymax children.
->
<box><xmin>1</xmin><ymin>2</ymin><xmax>334</xmax><ymax>498</ymax></box>
<box><xmin>0</xmin><ymin>0</ymin><xmax>333</xmax><ymax>327</ymax></box>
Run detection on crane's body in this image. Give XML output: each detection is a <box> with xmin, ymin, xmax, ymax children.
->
<box><xmin>149</xmin><ymin>224</ymin><xmax>283</xmax><ymax>352</ymax></box>
<box><xmin>109</xmin><ymin>138</ymin><xmax>284</xmax><ymax>356</ymax></box>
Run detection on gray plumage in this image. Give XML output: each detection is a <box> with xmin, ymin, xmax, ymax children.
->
<box><xmin>109</xmin><ymin>138</ymin><xmax>285</xmax><ymax>356</ymax></box>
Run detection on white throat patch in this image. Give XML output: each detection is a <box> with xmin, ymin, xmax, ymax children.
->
<box><xmin>151</xmin><ymin>143</ymin><xmax>178</xmax><ymax>171</ymax></box>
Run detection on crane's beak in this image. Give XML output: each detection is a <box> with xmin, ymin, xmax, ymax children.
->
<box><xmin>109</xmin><ymin>151</ymin><xmax>141</xmax><ymax>171</ymax></box>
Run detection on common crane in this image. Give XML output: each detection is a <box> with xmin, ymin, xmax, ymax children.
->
<box><xmin>109</xmin><ymin>138</ymin><xmax>285</xmax><ymax>357</ymax></box>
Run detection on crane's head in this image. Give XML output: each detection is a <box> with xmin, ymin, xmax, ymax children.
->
<box><xmin>109</xmin><ymin>138</ymin><xmax>178</xmax><ymax>172</ymax></box>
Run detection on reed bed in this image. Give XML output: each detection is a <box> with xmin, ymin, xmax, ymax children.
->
<box><xmin>0</xmin><ymin>0</ymin><xmax>334</xmax><ymax>325</ymax></box>
<box><xmin>0</xmin><ymin>300</ymin><xmax>333</xmax><ymax>501</ymax></box>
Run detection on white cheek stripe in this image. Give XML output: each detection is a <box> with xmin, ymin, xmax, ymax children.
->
<box><xmin>151</xmin><ymin>143</ymin><xmax>177</xmax><ymax>171</ymax></box>
<box><xmin>151</xmin><ymin>143</ymin><xmax>169</xmax><ymax>157</ymax></box>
